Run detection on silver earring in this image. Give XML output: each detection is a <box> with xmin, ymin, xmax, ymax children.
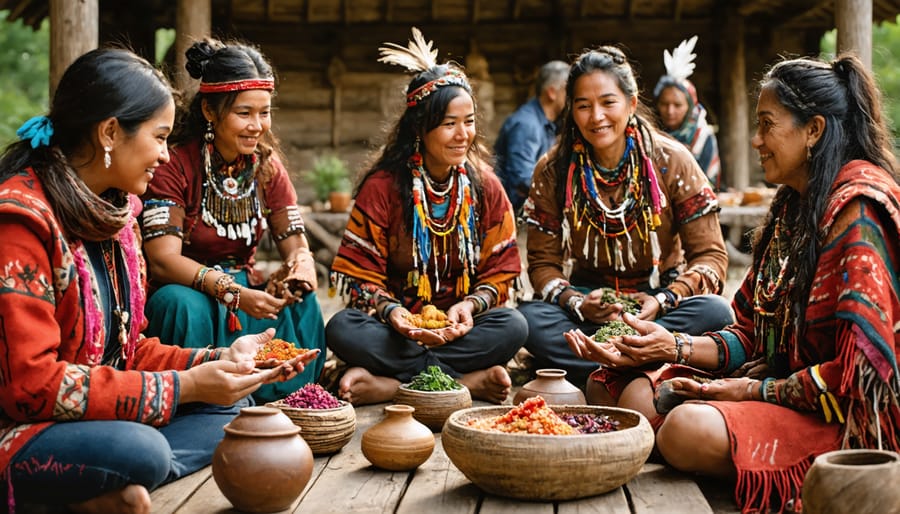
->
<box><xmin>204</xmin><ymin>120</ymin><xmax>215</xmax><ymax>143</ymax></box>
<box><xmin>104</xmin><ymin>146</ymin><xmax>112</xmax><ymax>169</ymax></box>
<box><xmin>806</xmin><ymin>145</ymin><xmax>812</xmax><ymax>162</ymax></box>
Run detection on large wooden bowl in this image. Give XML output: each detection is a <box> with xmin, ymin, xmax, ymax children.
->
<box><xmin>267</xmin><ymin>400</ymin><xmax>357</xmax><ymax>455</ymax></box>
<box><xmin>441</xmin><ymin>404</ymin><xmax>654</xmax><ymax>501</ymax></box>
<box><xmin>393</xmin><ymin>384</ymin><xmax>472</xmax><ymax>431</ymax></box>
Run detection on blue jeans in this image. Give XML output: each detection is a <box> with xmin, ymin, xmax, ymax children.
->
<box><xmin>7</xmin><ymin>398</ymin><xmax>250</xmax><ymax>506</ymax></box>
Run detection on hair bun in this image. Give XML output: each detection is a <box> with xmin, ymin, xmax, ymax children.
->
<box><xmin>184</xmin><ymin>39</ymin><xmax>223</xmax><ymax>80</ymax></box>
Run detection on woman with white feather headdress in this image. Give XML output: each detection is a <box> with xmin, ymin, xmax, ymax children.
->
<box><xmin>327</xmin><ymin>28</ymin><xmax>527</xmax><ymax>406</ymax></box>
<box><xmin>653</xmin><ymin>36</ymin><xmax>722</xmax><ymax>189</ymax></box>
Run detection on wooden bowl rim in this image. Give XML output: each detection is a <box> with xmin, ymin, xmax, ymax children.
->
<box><xmin>444</xmin><ymin>404</ymin><xmax>647</xmax><ymax>439</ymax></box>
<box><xmin>396</xmin><ymin>383</ymin><xmax>470</xmax><ymax>395</ymax></box>
<box><xmin>266</xmin><ymin>399</ymin><xmax>354</xmax><ymax>414</ymax></box>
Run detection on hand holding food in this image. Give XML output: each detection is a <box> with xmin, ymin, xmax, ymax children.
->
<box><xmin>405</xmin><ymin>305</ymin><xmax>451</xmax><ymax>329</ymax></box>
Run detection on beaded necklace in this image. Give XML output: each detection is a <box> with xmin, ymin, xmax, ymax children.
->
<box><xmin>562</xmin><ymin>125</ymin><xmax>664</xmax><ymax>286</ymax></box>
<box><xmin>408</xmin><ymin>151</ymin><xmax>479</xmax><ymax>301</ymax></box>
<box><xmin>200</xmin><ymin>141</ymin><xmax>264</xmax><ymax>245</ymax></box>
<box><xmin>101</xmin><ymin>239</ymin><xmax>131</xmax><ymax>360</ymax></box>
<box><xmin>752</xmin><ymin>203</ymin><xmax>796</xmax><ymax>375</ymax></box>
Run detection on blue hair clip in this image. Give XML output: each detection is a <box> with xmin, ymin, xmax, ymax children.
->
<box><xmin>16</xmin><ymin>115</ymin><xmax>54</xmax><ymax>149</ymax></box>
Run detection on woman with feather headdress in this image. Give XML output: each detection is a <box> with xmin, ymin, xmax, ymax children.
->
<box><xmin>653</xmin><ymin>36</ymin><xmax>722</xmax><ymax>188</ymax></box>
<box><xmin>326</xmin><ymin>28</ymin><xmax>527</xmax><ymax>405</ymax></box>
<box><xmin>519</xmin><ymin>44</ymin><xmax>732</xmax><ymax>410</ymax></box>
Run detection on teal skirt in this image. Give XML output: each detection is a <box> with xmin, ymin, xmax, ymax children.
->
<box><xmin>145</xmin><ymin>270</ymin><xmax>327</xmax><ymax>404</ymax></box>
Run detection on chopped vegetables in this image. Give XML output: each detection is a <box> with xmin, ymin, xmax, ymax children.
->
<box><xmin>406</xmin><ymin>365</ymin><xmax>462</xmax><ymax>391</ymax></box>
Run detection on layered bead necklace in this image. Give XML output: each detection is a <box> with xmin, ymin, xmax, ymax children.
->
<box><xmin>562</xmin><ymin>124</ymin><xmax>665</xmax><ymax>286</ymax></box>
<box><xmin>200</xmin><ymin>141</ymin><xmax>264</xmax><ymax>246</ymax></box>
<box><xmin>409</xmin><ymin>152</ymin><xmax>479</xmax><ymax>301</ymax></box>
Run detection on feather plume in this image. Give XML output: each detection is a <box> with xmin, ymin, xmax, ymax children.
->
<box><xmin>663</xmin><ymin>35</ymin><xmax>698</xmax><ymax>82</ymax></box>
<box><xmin>378</xmin><ymin>27</ymin><xmax>438</xmax><ymax>72</ymax></box>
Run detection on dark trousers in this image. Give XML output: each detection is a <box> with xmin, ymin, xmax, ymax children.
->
<box><xmin>519</xmin><ymin>295</ymin><xmax>734</xmax><ymax>390</ymax></box>
<box><xmin>326</xmin><ymin>307</ymin><xmax>528</xmax><ymax>382</ymax></box>
<box><xmin>7</xmin><ymin>398</ymin><xmax>250</xmax><ymax>507</ymax></box>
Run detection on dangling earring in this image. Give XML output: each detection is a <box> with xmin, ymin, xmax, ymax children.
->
<box><xmin>104</xmin><ymin>146</ymin><xmax>112</xmax><ymax>169</ymax></box>
<box><xmin>806</xmin><ymin>145</ymin><xmax>812</xmax><ymax>162</ymax></box>
<box><xmin>414</xmin><ymin>136</ymin><xmax>421</xmax><ymax>155</ymax></box>
<box><xmin>408</xmin><ymin>136</ymin><xmax>423</xmax><ymax>169</ymax></box>
<box><xmin>204</xmin><ymin>120</ymin><xmax>215</xmax><ymax>143</ymax></box>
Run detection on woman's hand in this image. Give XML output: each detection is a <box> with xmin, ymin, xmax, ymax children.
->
<box><xmin>565</xmin><ymin>313</ymin><xmax>676</xmax><ymax>369</ymax></box>
<box><xmin>385</xmin><ymin>305</ymin><xmax>469</xmax><ymax>348</ymax></box>
<box><xmin>177</xmin><ymin>359</ymin><xmax>282</xmax><ymax>405</ymax></box>
<box><xmin>223</xmin><ymin>328</ymin><xmax>321</xmax><ymax>380</ymax></box>
<box><xmin>663</xmin><ymin>376</ymin><xmax>758</xmax><ymax>403</ymax></box>
<box><xmin>239</xmin><ymin>287</ymin><xmax>287</xmax><ymax>320</ymax></box>
<box><xmin>630</xmin><ymin>292</ymin><xmax>662</xmax><ymax>321</ymax></box>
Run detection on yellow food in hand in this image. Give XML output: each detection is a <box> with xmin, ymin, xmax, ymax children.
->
<box><xmin>405</xmin><ymin>305</ymin><xmax>450</xmax><ymax>328</ymax></box>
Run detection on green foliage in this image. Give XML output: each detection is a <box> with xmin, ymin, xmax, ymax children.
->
<box><xmin>0</xmin><ymin>12</ymin><xmax>49</xmax><ymax>147</ymax></box>
<box><xmin>303</xmin><ymin>154</ymin><xmax>351</xmax><ymax>202</ymax></box>
<box><xmin>821</xmin><ymin>15</ymin><xmax>900</xmax><ymax>149</ymax></box>
<box><xmin>155</xmin><ymin>28</ymin><xmax>175</xmax><ymax>65</ymax></box>
<box><xmin>406</xmin><ymin>365</ymin><xmax>462</xmax><ymax>391</ymax></box>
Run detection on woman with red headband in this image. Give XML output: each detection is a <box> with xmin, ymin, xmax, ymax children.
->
<box><xmin>326</xmin><ymin>28</ymin><xmax>526</xmax><ymax>405</ymax></box>
<box><xmin>140</xmin><ymin>38</ymin><xmax>327</xmax><ymax>403</ymax></box>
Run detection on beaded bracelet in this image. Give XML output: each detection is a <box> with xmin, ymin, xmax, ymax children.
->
<box><xmin>760</xmin><ymin>377</ymin><xmax>777</xmax><ymax>403</ymax></box>
<box><xmin>380</xmin><ymin>302</ymin><xmax>402</xmax><ymax>323</ymax></box>
<box><xmin>464</xmin><ymin>294</ymin><xmax>488</xmax><ymax>315</ymax></box>
<box><xmin>765</xmin><ymin>378</ymin><xmax>779</xmax><ymax>404</ymax></box>
<box><xmin>673</xmin><ymin>332</ymin><xmax>687</xmax><ymax>364</ymax></box>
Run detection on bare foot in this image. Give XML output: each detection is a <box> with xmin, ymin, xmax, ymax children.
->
<box><xmin>459</xmin><ymin>365</ymin><xmax>511</xmax><ymax>404</ymax></box>
<box><xmin>338</xmin><ymin>367</ymin><xmax>401</xmax><ymax>405</ymax></box>
<box><xmin>69</xmin><ymin>484</ymin><xmax>151</xmax><ymax>514</ymax></box>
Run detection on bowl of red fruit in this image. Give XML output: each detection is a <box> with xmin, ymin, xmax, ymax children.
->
<box><xmin>267</xmin><ymin>384</ymin><xmax>356</xmax><ymax>455</ymax></box>
<box><xmin>441</xmin><ymin>396</ymin><xmax>653</xmax><ymax>500</ymax></box>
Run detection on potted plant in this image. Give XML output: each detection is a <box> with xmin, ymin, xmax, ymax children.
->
<box><xmin>303</xmin><ymin>154</ymin><xmax>352</xmax><ymax>212</ymax></box>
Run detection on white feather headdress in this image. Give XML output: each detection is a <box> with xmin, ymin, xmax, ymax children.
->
<box><xmin>663</xmin><ymin>35</ymin><xmax>698</xmax><ymax>82</ymax></box>
<box><xmin>378</xmin><ymin>27</ymin><xmax>438</xmax><ymax>73</ymax></box>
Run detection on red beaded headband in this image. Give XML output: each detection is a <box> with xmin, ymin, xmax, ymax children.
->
<box><xmin>198</xmin><ymin>78</ymin><xmax>275</xmax><ymax>94</ymax></box>
<box><xmin>406</xmin><ymin>69</ymin><xmax>470</xmax><ymax>107</ymax></box>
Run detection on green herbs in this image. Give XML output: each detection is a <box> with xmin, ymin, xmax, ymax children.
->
<box><xmin>599</xmin><ymin>288</ymin><xmax>641</xmax><ymax>315</ymax></box>
<box><xmin>592</xmin><ymin>320</ymin><xmax>637</xmax><ymax>343</ymax></box>
<box><xmin>407</xmin><ymin>365</ymin><xmax>462</xmax><ymax>391</ymax></box>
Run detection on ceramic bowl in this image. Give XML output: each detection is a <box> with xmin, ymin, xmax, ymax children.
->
<box><xmin>441</xmin><ymin>404</ymin><xmax>654</xmax><ymax>501</ymax></box>
<box><xmin>393</xmin><ymin>384</ymin><xmax>472</xmax><ymax>431</ymax></box>
<box><xmin>266</xmin><ymin>400</ymin><xmax>357</xmax><ymax>455</ymax></box>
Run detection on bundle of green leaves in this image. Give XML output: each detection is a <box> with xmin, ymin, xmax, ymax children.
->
<box><xmin>599</xmin><ymin>288</ymin><xmax>641</xmax><ymax>315</ymax></box>
<box><xmin>592</xmin><ymin>320</ymin><xmax>637</xmax><ymax>343</ymax></box>
<box><xmin>406</xmin><ymin>365</ymin><xmax>462</xmax><ymax>391</ymax></box>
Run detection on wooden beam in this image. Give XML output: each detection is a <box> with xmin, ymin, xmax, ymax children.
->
<box><xmin>175</xmin><ymin>0</ymin><xmax>211</xmax><ymax>93</ymax></box>
<box><xmin>717</xmin><ymin>4</ymin><xmax>750</xmax><ymax>190</ymax></box>
<box><xmin>472</xmin><ymin>0</ymin><xmax>479</xmax><ymax>24</ymax></box>
<box><xmin>431</xmin><ymin>0</ymin><xmax>438</xmax><ymax>20</ymax></box>
<box><xmin>49</xmin><ymin>0</ymin><xmax>97</xmax><ymax>97</ymax></box>
<box><xmin>674</xmin><ymin>0</ymin><xmax>683</xmax><ymax>22</ymax></box>
<box><xmin>836</xmin><ymin>0</ymin><xmax>872</xmax><ymax>68</ymax></box>
<box><xmin>512</xmin><ymin>0</ymin><xmax>522</xmax><ymax>20</ymax></box>
<box><xmin>578</xmin><ymin>0</ymin><xmax>588</xmax><ymax>18</ymax></box>
<box><xmin>385</xmin><ymin>0</ymin><xmax>394</xmax><ymax>23</ymax></box>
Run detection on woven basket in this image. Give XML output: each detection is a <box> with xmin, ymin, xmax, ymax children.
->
<box><xmin>267</xmin><ymin>400</ymin><xmax>356</xmax><ymax>455</ymax></box>
<box><xmin>442</xmin><ymin>405</ymin><xmax>653</xmax><ymax>500</ymax></box>
<box><xmin>393</xmin><ymin>384</ymin><xmax>472</xmax><ymax>432</ymax></box>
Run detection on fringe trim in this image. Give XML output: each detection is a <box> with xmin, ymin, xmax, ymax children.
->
<box><xmin>5</xmin><ymin>465</ymin><xmax>14</xmax><ymax>514</ymax></box>
<box><xmin>71</xmin><ymin>241</ymin><xmax>104</xmax><ymax>365</ymax></box>
<box><xmin>734</xmin><ymin>456</ymin><xmax>809</xmax><ymax>514</ymax></box>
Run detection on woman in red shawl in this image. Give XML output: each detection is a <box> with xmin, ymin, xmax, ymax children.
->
<box><xmin>327</xmin><ymin>28</ymin><xmax>526</xmax><ymax>405</ymax></box>
<box><xmin>0</xmin><ymin>48</ymin><xmax>317</xmax><ymax>513</ymax></box>
<box><xmin>566</xmin><ymin>54</ymin><xmax>899</xmax><ymax>513</ymax></box>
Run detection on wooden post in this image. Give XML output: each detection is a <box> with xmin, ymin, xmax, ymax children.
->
<box><xmin>49</xmin><ymin>0</ymin><xmax>98</xmax><ymax>97</ymax></box>
<box><xmin>717</xmin><ymin>6</ymin><xmax>750</xmax><ymax>190</ymax></box>
<box><xmin>175</xmin><ymin>0</ymin><xmax>212</xmax><ymax>93</ymax></box>
<box><xmin>836</xmin><ymin>0</ymin><xmax>872</xmax><ymax>69</ymax></box>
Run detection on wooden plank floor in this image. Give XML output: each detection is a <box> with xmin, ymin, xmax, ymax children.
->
<box><xmin>149</xmin><ymin>402</ymin><xmax>740</xmax><ymax>514</ymax></box>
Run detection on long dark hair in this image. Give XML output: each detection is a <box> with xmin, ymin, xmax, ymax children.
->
<box><xmin>549</xmin><ymin>45</ymin><xmax>657</xmax><ymax>206</ymax></box>
<box><xmin>357</xmin><ymin>63</ymin><xmax>487</xmax><ymax>232</ymax></box>
<box><xmin>0</xmin><ymin>47</ymin><xmax>173</xmax><ymax>240</ymax></box>
<box><xmin>173</xmin><ymin>37</ymin><xmax>282</xmax><ymax>182</ymax></box>
<box><xmin>753</xmin><ymin>53</ymin><xmax>898</xmax><ymax>333</ymax></box>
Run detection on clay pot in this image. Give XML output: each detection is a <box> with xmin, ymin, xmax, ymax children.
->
<box><xmin>212</xmin><ymin>406</ymin><xmax>314</xmax><ymax>513</ymax></box>
<box><xmin>361</xmin><ymin>404</ymin><xmax>435</xmax><ymax>470</ymax></box>
<box><xmin>802</xmin><ymin>449</ymin><xmax>900</xmax><ymax>514</ymax></box>
<box><xmin>328</xmin><ymin>191</ymin><xmax>352</xmax><ymax>213</ymax></box>
<box><xmin>513</xmin><ymin>368</ymin><xmax>586</xmax><ymax>405</ymax></box>
<box><xmin>393</xmin><ymin>384</ymin><xmax>472</xmax><ymax>431</ymax></box>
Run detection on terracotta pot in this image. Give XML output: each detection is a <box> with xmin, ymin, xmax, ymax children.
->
<box><xmin>802</xmin><ymin>449</ymin><xmax>900</xmax><ymax>514</ymax></box>
<box><xmin>212</xmin><ymin>406</ymin><xmax>314</xmax><ymax>513</ymax></box>
<box><xmin>328</xmin><ymin>191</ymin><xmax>352</xmax><ymax>213</ymax></box>
<box><xmin>393</xmin><ymin>384</ymin><xmax>472</xmax><ymax>431</ymax></box>
<box><xmin>513</xmin><ymin>368</ymin><xmax>586</xmax><ymax>406</ymax></box>
<box><xmin>361</xmin><ymin>404</ymin><xmax>435</xmax><ymax>470</ymax></box>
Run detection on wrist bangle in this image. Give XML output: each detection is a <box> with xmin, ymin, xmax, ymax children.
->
<box><xmin>381</xmin><ymin>302</ymin><xmax>401</xmax><ymax>323</ymax></box>
<box><xmin>192</xmin><ymin>266</ymin><xmax>212</xmax><ymax>291</ymax></box>
<box><xmin>566</xmin><ymin>294</ymin><xmax>585</xmax><ymax>322</ymax></box>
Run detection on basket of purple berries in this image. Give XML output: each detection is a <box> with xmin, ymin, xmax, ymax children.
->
<box><xmin>267</xmin><ymin>384</ymin><xmax>356</xmax><ymax>455</ymax></box>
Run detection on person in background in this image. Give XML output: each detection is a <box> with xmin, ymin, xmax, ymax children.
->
<box><xmin>566</xmin><ymin>54</ymin><xmax>899</xmax><ymax>513</ymax></box>
<box><xmin>0</xmin><ymin>47</ymin><xmax>317</xmax><ymax>513</ymax></box>
<box><xmin>140</xmin><ymin>37</ymin><xmax>327</xmax><ymax>403</ymax></box>
<box><xmin>653</xmin><ymin>36</ymin><xmax>722</xmax><ymax>189</ymax></box>
<box><xmin>494</xmin><ymin>60</ymin><xmax>570</xmax><ymax>212</ymax></box>
<box><xmin>327</xmin><ymin>28</ymin><xmax>527</xmax><ymax>406</ymax></box>
<box><xmin>519</xmin><ymin>45</ymin><xmax>732</xmax><ymax>399</ymax></box>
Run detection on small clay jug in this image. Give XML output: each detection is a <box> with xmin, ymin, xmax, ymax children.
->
<box><xmin>212</xmin><ymin>406</ymin><xmax>314</xmax><ymax>513</ymax></box>
<box><xmin>802</xmin><ymin>449</ymin><xmax>900</xmax><ymax>514</ymax></box>
<box><xmin>513</xmin><ymin>368</ymin><xmax>586</xmax><ymax>405</ymax></box>
<box><xmin>361</xmin><ymin>404</ymin><xmax>435</xmax><ymax>470</ymax></box>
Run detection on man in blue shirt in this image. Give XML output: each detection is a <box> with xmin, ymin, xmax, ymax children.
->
<box><xmin>494</xmin><ymin>60</ymin><xmax>569</xmax><ymax>212</ymax></box>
